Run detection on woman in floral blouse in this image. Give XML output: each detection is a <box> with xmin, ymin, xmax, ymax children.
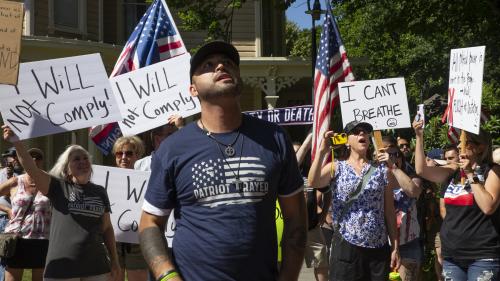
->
<box><xmin>309</xmin><ymin>120</ymin><xmax>400</xmax><ymax>281</ymax></box>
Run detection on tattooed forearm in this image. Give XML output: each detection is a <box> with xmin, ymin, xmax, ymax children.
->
<box><xmin>140</xmin><ymin>226</ymin><xmax>172</xmax><ymax>276</ymax></box>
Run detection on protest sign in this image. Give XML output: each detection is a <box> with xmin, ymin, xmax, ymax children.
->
<box><xmin>0</xmin><ymin>1</ymin><xmax>23</xmax><ymax>85</ymax></box>
<box><xmin>338</xmin><ymin>77</ymin><xmax>411</xmax><ymax>130</ymax></box>
<box><xmin>244</xmin><ymin>105</ymin><xmax>314</xmax><ymax>125</ymax></box>
<box><xmin>447</xmin><ymin>46</ymin><xmax>485</xmax><ymax>134</ymax></box>
<box><xmin>110</xmin><ymin>53</ymin><xmax>200</xmax><ymax>136</ymax></box>
<box><xmin>0</xmin><ymin>54</ymin><xmax>122</xmax><ymax>140</ymax></box>
<box><xmin>91</xmin><ymin>165</ymin><xmax>150</xmax><ymax>244</ymax></box>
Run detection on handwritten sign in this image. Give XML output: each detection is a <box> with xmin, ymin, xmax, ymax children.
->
<box><xmin>91</xmin><ymin>165</ymin><xmax>150</xmax><ymax>244</ymax></box>
<box><xmin>244</xmin><ymin>105</ymin><xmax>314</xmax><ymax>125</ymax></box>
<box><xmin>0</xmin><ymin>54</ymin><xmax>122</xmax><ymax>140</ymax></box>
<box><xmin>0</xmin><ymin>1</ymin><xmax>23</xmax><ymax>85</ymax></box>
<box><xmin>338</xmin><ymin>77</ymin><xmax>411</xmax><ymax>130</ymax></box>
<box><xmin>448</xmin><ymin>46</ymin><xmax>485</xmax><ymax>134</ymax></box>
<box><xmin>110</xmin><ymin>53</ymin><xmax>200</xmax><ymax>136</ymax></box>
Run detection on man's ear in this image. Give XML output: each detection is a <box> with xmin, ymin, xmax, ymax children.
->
<box><xmin>189</xmin><ymin>83</ymin><xmax>198</xmax><ymax>97</ymax></box>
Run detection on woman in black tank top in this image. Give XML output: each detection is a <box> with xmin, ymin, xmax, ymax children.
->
<box><xmin>413</xmin><ymin>119</ymin><xmax>500</xmax><ymax>281</ymax></box>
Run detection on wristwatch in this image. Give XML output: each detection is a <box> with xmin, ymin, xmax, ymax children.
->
<box><xmin>467</xmin><ymin>175</ymin><xmax>480</xmax><ymax>185</ymax></box>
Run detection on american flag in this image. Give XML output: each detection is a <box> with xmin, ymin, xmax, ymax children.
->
<box><xmin>311</xmin><ymin>2</ymin><xmax>354</xmax><ymax>162</ymax></box>
<box><xmin>191</xmin><ymin>157</ymin><xmax>267</xmax><ymax>208</ymax></box>
<box><xmin>90</xmin><ymin>0</ymin><xmax>186</xmax><ymax>154</ymax></box>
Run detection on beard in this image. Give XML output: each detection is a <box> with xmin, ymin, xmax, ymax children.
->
<box><xmin>197</xmin><ymin>77</ymin><xmax>243</xmax><ymax>101</ymax></box>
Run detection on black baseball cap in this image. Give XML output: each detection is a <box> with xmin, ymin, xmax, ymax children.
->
<box><xmin>1</xmin><ymin>147</ymin><xmax>16</xmax><ymax>158</ymax></box>
<box><xmin>344</xmin><ymin>120</ymin><xmax>373</xmax><ymax>134</ymax></box>
<box><xmin>190</xmin><ymin>41</ymin><xmax>240</xmax><ymax>80</ymax></box>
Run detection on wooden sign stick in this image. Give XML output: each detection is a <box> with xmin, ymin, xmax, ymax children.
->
<box><xmin>373</xmin><ymin>131</ymin><xmax>384</xmax><ymax>153</ymax></box>
<box><xmin>460</xmin><ymin>129</ymin><xmax>466</xmax><ymax>185</ymax></box>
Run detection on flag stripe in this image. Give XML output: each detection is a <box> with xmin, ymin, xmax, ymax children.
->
<box><xmin>312</xmin><ymin>3</ymin><xmax>354</xmax><ymax>164</ymax></box>
<box><xmin>89</xmin><ymin>0</ymin><xmax>186</xmax><ymax>155</ymax></box>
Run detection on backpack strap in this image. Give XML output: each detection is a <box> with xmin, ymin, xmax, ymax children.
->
<box><xmin>334</xmin><ymin>164</ymin><xmax>377</xmax><ymax>233</ymax></box>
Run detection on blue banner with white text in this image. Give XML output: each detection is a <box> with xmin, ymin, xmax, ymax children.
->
<box><xmin>243</xmin><ymin>105</ymin><xmax>314</xmax><ymax>125</ymax></box>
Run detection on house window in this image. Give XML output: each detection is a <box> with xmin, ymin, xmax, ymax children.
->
<box><xmin>54</xmin><ymin>0</ymin><xmax>79</xmax><ymax>28</ymax></box>
<box><xmin>122</xmin><ymin>0</ymin><xmax>148</xmax><ymax>42</ymax></box>
<box><xmin>49</xmin><ymin>0</ymin><xmax>87</xmax><ymax>35</ymax></box>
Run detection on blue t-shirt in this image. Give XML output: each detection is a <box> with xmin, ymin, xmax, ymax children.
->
<box><xmin>143</xmin><ymin>115</ymin><xmax>303</xmax><ymax>281</ymax></box>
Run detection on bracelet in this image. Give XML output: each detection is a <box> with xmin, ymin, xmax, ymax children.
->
<box><xmin>157</xmin><ymin>269</ymin><xmax>179</xmax><ymax>281</ymax></box>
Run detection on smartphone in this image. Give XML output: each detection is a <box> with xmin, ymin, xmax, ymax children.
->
<box><xmin>415</xmin><ymin>104</ymin><xmax>425</xmax><ymax>128</ymax></box>
<box><xmin>331</xmin><ymin>133</ymin><xmax>348</xmax><ymax>145</ymax></box>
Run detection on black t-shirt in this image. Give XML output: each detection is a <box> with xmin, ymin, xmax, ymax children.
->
<box><xmin>44</xmin><ymin>177</ymin><xmax>111</xmax><ymax>278</ymax></box>
<box><xmin>440</xmin><ymin>165</ymin><xmax>500</xmax><ymax>260</ymax></box>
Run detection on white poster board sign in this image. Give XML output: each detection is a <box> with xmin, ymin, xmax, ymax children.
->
<box><xmin>448</xmin><ymin>46</ymin><xmax>485</xmax><ymax>134</ymax></box>
<box><xmin>338</xmin><ymin>77</ymin><xmax>411</xmax><ymax>130</ymax></box>
<box><xmin>91</xmin><ymin>165</ymin><xmax>150</xmax><ymax>244</ymax></box>
<box><xmin>0</xmin><ymin>54</ymin><xmax>122</xmax><ymax>139</ymax></box>
<box><xmin>110</xmin><ymin>53</ymin><xmax>200</xmax><ymax>136</ymax></box>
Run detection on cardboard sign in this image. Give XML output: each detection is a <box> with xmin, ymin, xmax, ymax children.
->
<box><xmin>91</xmin><ymin>165</ymin><xmax>150</xmax><ymax>244</ymax></box>
<box><xmin>338</xmin><ymin>77</ymin><xmax>411</xmax><ymax>130</ymax></box>
<box><xmin>448</xmin><ymin>46</ymin><xmax>485</xmax><ymax>134</ymax></box>
<box><xmin>110</xmin><ymin>53</ymin><xmax>200</xmax><ymax>136</ymax></box>
<box><xmin>244</xmin><ymin>105</ymin><xmax>314</xmax><ymax>125</ymax></box>
<box><xmin>0</xmin><ymin>54</ymin><xmax>122</xmax><ymax>140</ymax></box>
<box><xmin>0</xmin><ymin>1</ymin><xmax>24</xmax><ymax>85</ymax></box>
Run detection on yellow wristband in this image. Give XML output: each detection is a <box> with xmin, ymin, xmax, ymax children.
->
<box><xmin>158</xmin><ymin>270</ymin><xmax>179</xmax><ymax>281</ymax></box>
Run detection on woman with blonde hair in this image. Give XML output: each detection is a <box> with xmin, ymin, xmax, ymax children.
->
<box><xmin>2</xmin><ymin>125</ymin><xmax>120</xmax><ymax>281</ymax></box>
<box><xmin>112</xmin><ymin>136</ymin><xmax>148</xmax><ymax>281</ymax></box>
<box><xmin>413</xmin><ymin>119</ymin><xmax>500</xmax><ymax>280</ymax></box>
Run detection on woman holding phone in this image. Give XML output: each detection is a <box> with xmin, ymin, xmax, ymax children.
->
<box><xmin>413</xmin><ymin>119</ymin><xmax>500</xmax><ymax>280</ymax></box>
<box><xmin>308</xmin><ymin>120</ymin><xmax>400</xmax><ymax>281</ymax></box>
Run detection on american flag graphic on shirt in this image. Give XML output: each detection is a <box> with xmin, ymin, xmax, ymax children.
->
<box><xmin>191</xmin><ymin>157</ymin><xmax>269</xmax><ymax>208</ymax></box>
<box><xmin>68</xmin><ymin>194</ymin><xmax>106</xmax><ymax>218</ymax></box>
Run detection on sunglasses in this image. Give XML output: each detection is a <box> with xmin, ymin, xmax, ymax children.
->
<box><xmin>388</xmin><ymin>151</ymin><xmax>401</xmax><ymax>158</ymax></box>
<box><xmin>350</xmin><ymin>128</ymin><xmax>371</xmax><ymax>135</ymax></box>
<box><xmin>399</xmin><ymin>143</ymin><xmax>410</xmax><ymax>148</ymax></box>
<box><xmin>115</xmin><ymin>151</ymin><xmax>134</xmax><ymax>157</ymax></box>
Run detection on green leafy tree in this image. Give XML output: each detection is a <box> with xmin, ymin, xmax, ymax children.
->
<box><xmin>328</xmin><ymin>0</ymin><xmax>500</xmax><ymax>145</ymax></box>
<box><xmin>285</xmin><ymin>21</ymin><xmax>321</xmax><ymax>58</ymax></box>
<box><xmin>168</xmin><ymin>0</ymin><xmax>246</xmax><ymax>42</ymax></box>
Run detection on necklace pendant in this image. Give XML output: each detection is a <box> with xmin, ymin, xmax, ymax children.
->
<box><xmin>225</xmin><ymin>145</ymin><xmax>235</xmax><ymax>157</ymax></box>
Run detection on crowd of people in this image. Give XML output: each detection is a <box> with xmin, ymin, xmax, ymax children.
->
<box><xmin>0</xmin><ymin>41</ymin><xmax>498</xmax><ymax>281</ymax></box>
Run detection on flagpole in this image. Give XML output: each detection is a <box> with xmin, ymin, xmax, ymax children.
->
<box><xmin>306</xmin><ymin>0</ymin><xmax>326</xmax><ymax>104</ymax></box>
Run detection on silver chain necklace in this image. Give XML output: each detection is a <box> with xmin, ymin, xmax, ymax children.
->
<box><xmin>199</xmin><ymin>119</ymin><xmax>241</xmax><ymax>157</ymax></box>
<box><xmin>199</xmin><ymin>119</ymin><xmax>244</xmax><ymax>184</ymax></box>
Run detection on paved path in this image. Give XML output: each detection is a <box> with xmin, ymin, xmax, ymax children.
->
<box><xmin>298</xmin><ymin>263</ymin><xmax>317</xmax><ymax>281</ymax></box>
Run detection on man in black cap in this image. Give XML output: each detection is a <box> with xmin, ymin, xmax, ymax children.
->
<box><xmin>0</xmin><ymin>147</ymin><xmax>23</xmax><ymax>184</ymax></box>
<box><xmin>139</xmin><ymin>41</ymin><xmax>307</xmax><ymax>281</ymax></box>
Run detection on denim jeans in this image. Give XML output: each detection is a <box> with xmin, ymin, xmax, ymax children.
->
<box><xmin>0</xmin><ymin>215</ymin><xmax>9</xmax><ymax>281</ymax></box>
<box><xmin>443</xmin><ymin>258</ymin><xmax>500</xmax><ymax>281</ymax></box>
